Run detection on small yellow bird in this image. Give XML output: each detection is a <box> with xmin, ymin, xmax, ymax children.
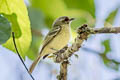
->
<box><xmin>29</xmin><ymin>16</ymin><xmax>75</xmax><ymax>73</ymax></box>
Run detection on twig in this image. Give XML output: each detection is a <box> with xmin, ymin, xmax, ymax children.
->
<box><xmin>54</xmin><ymin>25</ymin><xmax>120</xmax><ymax>80</ymax></box>
<box><xmin>93</xmin><ymin>27</ymin><xmax>120</xmax><ymax>34</ymax></box>
<box><xmin>12</xmin><ymin>32</ymin><xmax>35</xmax><ymax>80</ymax></box>
<box><xmin>54</xmin><ymin>26</ymin><xmax>120</xmax><ymax>63</ymax></box>
<box><xmin>54</xmin><ymin>24</ymin><xmax>89</xmax><ymax>63</ymax></box>
<box><xmin>57</xmin><ymin>61</ymin><xmax>68</xmax><ymax>80</ymax></box>
<box><xmin>55</xmin><ymin>24</ymin><xmax>89</xmax><ymax>80</ymax></box>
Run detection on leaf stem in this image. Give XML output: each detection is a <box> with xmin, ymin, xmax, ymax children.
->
<box><xmin>12</xmin><ymin>32</ymin><xmax>35</xmax><ymax>80</ymax></box>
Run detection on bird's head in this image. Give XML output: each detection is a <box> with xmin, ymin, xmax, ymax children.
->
<box><xmin>52</xmin><ymin>16</ymin><xmax>75</xmax><ymax>26</ymax></box>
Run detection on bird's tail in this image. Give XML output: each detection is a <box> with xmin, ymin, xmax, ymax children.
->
<box><xmin>29</xmin><ymin>55</ymin><xmax>41</xmax><ymax>74</ymax></box>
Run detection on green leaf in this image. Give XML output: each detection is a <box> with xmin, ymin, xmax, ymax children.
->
<box><xmin>3</xmin><ymin>13</ymin><xmax>22</xmax><ymax>38</ymax></box>
<box><xmin>101</xmin><ymin>40</ymin><xmax>119</xmax><ymax>70</ymax></box>
<box><xmin>100</xmin><ymin>54</ymin><xmax>119</xmax><ymax>71</ymax></box>
<box><xmin>0</xmin><ymin>14</ymin><xmax>11</xmax><ymax>44</ymax></box>
<box><xmin>105</xmin><ymin>9</ymin><xmax>118</xmax><ymax>26</ymax></box>
<box><xmin>106</xmin><ymin>9</ymin><xmax>118</xmax><ymax>24</ymax></box>
<box><xmin>102</xmin><ymin>39</ymin><xmax>111</xmax><ymax>54</ymax></box>
<box><xmin>0</xmin><ymin>0</ymin><xmax>31</xmax><ymax>58</ymax></box>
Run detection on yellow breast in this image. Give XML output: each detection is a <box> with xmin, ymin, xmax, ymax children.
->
<box><xmin>42</xmin><ymin>25</ymin><xmax>71</xmax><ymax>56</ymax></box>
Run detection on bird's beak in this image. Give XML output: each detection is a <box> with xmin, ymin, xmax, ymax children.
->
<box><xmin>69</xmin><ymin>18</ymin><xmax>75</xmax><ymax>21</ymax></box>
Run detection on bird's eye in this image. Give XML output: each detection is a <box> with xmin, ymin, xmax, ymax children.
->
<box><xmin>64</xmin><ymin>17</ymin><xmax>69</xmax><ymax>21</ymax></box>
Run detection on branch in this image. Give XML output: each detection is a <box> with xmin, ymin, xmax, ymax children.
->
<box><xmin>54</xmin><ymin>24</ymin><xmax>89</xmax><ymax>63</ymax></box>
<box><xmin>12</xmin><ymin>32</ymin><xmax>35</xmax><ymax>80</ymax></box>
<box><xmin>54</xmin><ymin>25</ymin><xmax>120</xmax><ymax>63</ymax></box>
<box><xmin>57</xmin><ymin>61</ymin><xmax>68</xmax><ymax>80</ymax></box>
<box><xmin>55</xmin><ymin>24</ymin><xmax>89</xmax><ymax>80</ymax></box>
<box><xmin>93</xmin><ymin>27</ymin><xmax>120</xmax><ymax>34</ymax></box>
<box><xmin>54</xmin><ymin>24</ymin><xmax>120</xmax><ymax>80</ymax></box>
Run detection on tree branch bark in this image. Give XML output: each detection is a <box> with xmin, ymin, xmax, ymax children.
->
<box><xmin>55</xmin><ymin>24</ymin><xmax>120</xmax><ymax>80</ymax></box>
<box><xmin>93</xmin><ymin>27</ymin><xmax>120</xmax><ymax>34</ymax></box>
<box><xmin>57</xmin><ymin>61</ymin><xmax>68</xmax><ymax>80</ymax></box>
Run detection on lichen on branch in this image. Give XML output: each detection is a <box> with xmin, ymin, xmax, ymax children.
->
<box><xmin>53</xmin><ymin>24</ymin><xmax>90</xmax><ymax>63</ymax></box>
<box><xmin>54</xmin><ymin>24</ymin><xmax>120</xmax><ymax>80</ymax></box>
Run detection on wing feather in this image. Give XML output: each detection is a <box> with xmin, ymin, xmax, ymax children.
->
<box><xmin>40</xmin><ymin>26</ymin><xmax>61</xmax><ymax>54</ymax></box>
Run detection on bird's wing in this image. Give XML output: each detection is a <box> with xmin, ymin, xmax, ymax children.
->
<box><xmin>29</xmin><ymin>26</ymin><xmax>61</xmax><ymax>73</ymax></box>
<box><xmin>40</xmin><ymin>26</ymin><xmax>61</xmax><ymax>54</ymax></box>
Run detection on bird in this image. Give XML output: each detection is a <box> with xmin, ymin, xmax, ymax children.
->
<box><xmin>29</xmin><ymin>16</ymin><xmax>75</xmax><ymax>74</ymax></box>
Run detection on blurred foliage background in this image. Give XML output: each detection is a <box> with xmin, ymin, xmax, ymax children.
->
<box><xmin>26</xmin><ymin>0</ymin><xmax>119</xmax><ymax>71</ymax></box>
<box><xmin>27</xmin><ymin>0</ymin><xmax>96</xmax><ymax>59</ymax></box>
